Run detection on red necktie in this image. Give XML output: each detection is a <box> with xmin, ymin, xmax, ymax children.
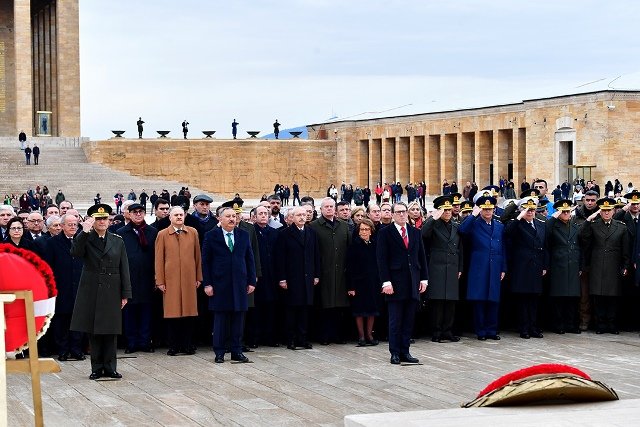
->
<box><xmin>401</xmin><ymin>226</ymin><xmax>408</xmax><ymax>249</ymax></box>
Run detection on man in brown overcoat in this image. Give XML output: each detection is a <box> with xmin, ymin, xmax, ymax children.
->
<box><xmin>155</xmin><ymin>206</ymin><xmax>203</xmax><ymax>355</ymax></box>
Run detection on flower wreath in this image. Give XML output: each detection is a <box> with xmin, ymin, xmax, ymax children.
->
<box><xmin>0</xmin><ymin>243</ymin><xmax>58</xmax><ymax>353</ymax></box>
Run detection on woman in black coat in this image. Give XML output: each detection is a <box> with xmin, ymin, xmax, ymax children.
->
<box><xmin>346</xmin><ymin>219</ymin><xmax>380</xmax><ymax>346</ymax></box>
<box><xmin>4</xmin><ymin>217</ymin><xmax>36</xmax><ymax>252</ymax></box>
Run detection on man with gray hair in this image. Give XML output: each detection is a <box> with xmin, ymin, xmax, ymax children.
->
<box><xmin>309</xmin><ymin>197</ymin><xmax>352</xmax><ymax>344</ymax></box>
<box><xmin>0</xmin><ymin>205</ymin><xmax>15</xmax><ymax>240</ymax></box>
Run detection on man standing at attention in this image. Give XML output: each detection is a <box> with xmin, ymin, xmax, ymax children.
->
<box><xmin>202</xmin><ymin>207</ymin><xmax>256</xmax><ymax>363</ymax></box>
<box><xmin>377</xmin><ymin>202</ymin><xmax>428</xmax><ymax>364</ymax></box>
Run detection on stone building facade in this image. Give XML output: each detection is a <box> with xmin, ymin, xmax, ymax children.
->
<box><xmin>0</xmin><ymin>0</ymin><xmax>80</xmax><ymax>137</ymax></box>
<box><xmin>307</xmin><ymin>90</ymin><xmax>640</xmax><ymax>193</ymax></box>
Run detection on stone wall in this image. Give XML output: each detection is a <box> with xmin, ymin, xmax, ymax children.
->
<box><xmin>0</xmin><ymin>0</ymin><xmax>15</xmax><ymax>136</ymax></box>
<box><xmin>83</xmin><ymin>138</ymin><xmax>337</xmax><ymax>199</ymax></box>
<box><xmin>308</xmin><ymin>91</ymin><xmax>640</xmax><ymax>192</ymax></box>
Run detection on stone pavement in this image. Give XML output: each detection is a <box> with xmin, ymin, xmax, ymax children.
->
<box><xmin>7</xmin><ymin>330</ymin><xmax>640</xmax><ymax>426</ymax></box>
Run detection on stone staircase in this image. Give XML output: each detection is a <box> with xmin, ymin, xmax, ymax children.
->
<box><xmin>0</xmin><ymin>138</ymin><xmax>222</xmax><ymax>213</ymax></box>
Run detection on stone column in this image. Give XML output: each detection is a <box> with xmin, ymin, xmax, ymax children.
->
<box><xmin>382</xmin><ymin>137</ymin><xmax>396</xmax><ymax>183</ymax></box>
<box><xmin>475</xmin><ymin>131</ymin><xmax>491</xmax><ymax>186</ymax></box>
<box><xmin>410</xmin><ymin>135</ymin><xmax>425</xmax><ymax>184</ymax></box>
<box><xmin>443</xmin><ymin>133</ymin><xmax>457</xmax><ymax>186</ymax></box>
<box><xmin>56</xmin><ymin>0</ymin><xmax>80</xmax><ymax>136</ymax></box>
<box><xmin>396</xmin><ymin>136</ymin><xmax>410</xmax><ymax>185</ymax></box>
<box><xmin>14</xmin><ymin>0</ymin><xmax>33</xmax><ymax>135</ymax></box>
<box><xmin>369</xmin><ymin>138</ymin><xmax>382</xmax><ymax>187</ymax></box>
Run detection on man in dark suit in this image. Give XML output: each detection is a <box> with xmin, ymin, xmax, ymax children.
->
<box><xmin>71</xmin><ymin>204</ymin><xmax>132</xmax><ymax>380</ymax></box>
<box><xmin>503</xmin><ymin>197</ymin><xmax>547</xmax><ymax>339</ymax></box>
<box><xmin>275</xmin><ymin>206</ymin><xmax>320</xmax><ymax>349</ymax></box>
<box><xmin>45</xmin><ymin>213</ymin><xmax>85</xmax><ymax>361</ymax></box>
<box><xmin>614</xmin><ymin>191</ymin><xmax>640</xmax><ymax>330</ymax></box>
<box><xmin>116</xmin><ymin>203</ymin><xmax>158</xmax><ymax>353</ymax></box>
<box><xmin>580</xmin><ymin>197</ymin><xmax>630</xmax><ymax>334</ymax></box>
<box><xmin>202</xmin><ymin>207</ymin><xmax>256</xmax><ymax>363</ymax></box>
<box><xmin>377</xmin><ymin>202</ymin><xmax>428</xmax><ymax>364</ymax></box>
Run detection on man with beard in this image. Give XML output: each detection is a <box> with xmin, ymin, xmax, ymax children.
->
<box><xmin>268</xmin><ymin>194</ymin><xmax>285</xmax><ymax>229</ymax></box>
<box><xmin>573</xmin><ymin>189</ymin><xmax>599</xmax><ymax>330</ymax></box>
<box><xmin>116</xmin><ymin>203</ymin><xmax>158</xmax><ymax>353</ymax></box>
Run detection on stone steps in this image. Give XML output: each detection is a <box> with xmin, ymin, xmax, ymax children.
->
<box><xmin>0</xmin><ymin>144</ymin><xmax>219</xmax><ymax>213</ymax></box>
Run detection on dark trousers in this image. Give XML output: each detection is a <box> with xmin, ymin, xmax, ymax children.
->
<box><xmin>579</xmin><ymin>272</ymin><xmax>591</xmax><ymax>329</ymax></box>
<box><xmin>89</xmin><ymin>334</ymin><xmax>117</xmax><ymax>374</ymax></box>
<box><xmin>33</xmin><ymin>155</ymin><xmax>39</xmax><ymax>165</ymax></box>
<box><xmin>166</xmin><ymin>317</ymin><xmax>195</xmax><ymax>351</ymax></box>
<box><xmin>244</xmin><ymin>307</ymin><xmax>259</xmax><ymax>346</ymax></box>
<box><xmin>52</xmin><ymin>313</ymin><xmax>82</xmax><ymax>356</ymax></box>
<box><xmin>472</xmin><ymin>301</ymin><xmax>499</xmax><ymax>337</ymax></box>
<box><xmin>292</xmin><ymin>195</ymin><xmax>301</xmax><ymax>206</ymax></box>
<box><xmin>320</xmin><ymin>307</ymin><xmax>346</xmax><ymax>342</ymax></box>
<box><xmin>514</xmin><ymin>293</ymin><xmax>539</xmax><ymax>335</ymax></box>
<box><xmin>430</xmin><ymin>300</ymin><xmax>456</xmax><ymax>338</ymax></box>
<box><xmin>25</xmin><ymin>154</ymin><xmax>30</xmax><ymax>164</ymax></box>
<box><xmin>213</xmin><ymin>311</ymin><xmax>244</xmax><ymax>356</ymax></box>
<box><xmin>256</xmin><ymin>303</ymin><xmax>277</xmax><ymax>345</ymax></box>
<box><xmin>387</xmin><ymin>299</ymin><xmax>418</xmax><ymax>355</ymax></box>
<box><xmin>551</xmin><ymin>296</ymin><xmax>579</xmax><ymax>332</ymax></box>
<box><xmin>123</xmin><ymin>302</ymin><xmax>152</xmax><ymax>349</ymax></box>
<box><xmin>286</xmin><ymin>305</ymin><xmax>309</xmax><ymax>345</ymax></box>
<box><xmin>592</xmin><ymin>295</ymin><xmax>619</xmax><ymax>332</ymax></box>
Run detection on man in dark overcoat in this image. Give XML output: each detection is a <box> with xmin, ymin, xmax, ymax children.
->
<box><xmin>421</xmin><ymin>196</ymin><xmax>463</xmax><ymax>343</ymax></box>
<box><xmin>503</xmin><ymin>197</ymin><xmax>547</xmax><ymax>339</ymax></box>
<box><xmin>377</xmin><ymin>202</ymin><xmax>428</xmax><ymax>364</ymax></box>
<box><xmin>545</xmin><ymin>200</ymin><xmax>582</xmax><ymax>334</ymax></box>
<box><xmin>309</xmin><ymin>197</ymin><xmax>351</xmax><ymax>344</ymax></box>
<box><xmin>202</xmin><ymin>207</ymin><xmax>256</xmax><ymax>363</ymax></box>
<box><xmin>614</xmin><ymin>190</ymin><xmax>640</xmax><ymax>330</ymax></box>
<box><xmin>275</xmin><ymin>206</ymin><xmax>320</xmax><ymax>349</ymax></box>
<box><xmin>71</xmin><ymin>204</ymin><xmax>132</xmax><ymax>380</ymax></box>
<box><xmin>253</xmin><ymin>205</ymin><xmax>280</xmax><ymax>346</ymax></box>
<box><xmin>580</xmin><ymin>197</ymin><xmax>630</xmax><ymax>334</ymax></box>
<box><xmin>458</xmin><ymin>196</ymin><xmax>506</xmax><ymax>341</ymax></box>
<box><xmin>45</xmin><ymin>213</ymin><xmax>84</xmax><ymax>361</ymax></box>
<box><xmin>116</xmin><ymin>203</ymin><xmax>158</xmax><ymax>353</ymax></box>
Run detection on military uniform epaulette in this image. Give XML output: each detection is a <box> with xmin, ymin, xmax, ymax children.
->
<box><xmin>108</xmin><ymin>232</ymin><xmax>123</xmax><ymax>239</ymax></box>
<box><xmin>614</xmin><ymin>219</ymin><xmax>626</xmax><ymax>225</ymax></box>
<box><xmin>534</xmin><ymin>217</ymin><xmax>546</xmax><ymax>223</ymax></box>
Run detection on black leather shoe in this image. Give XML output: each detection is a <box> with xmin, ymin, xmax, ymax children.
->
<box><xmin>231</xmin><ymin>353</ymin><xmax>249</xmax><ymax>363</ymax></box>
<box><xmin>520</xmin><ymin>333</ymin><xmax>530</xmax><ymax>339</ymax></box>
<box><xmin>596</xmin><ymin>329</ymin><xmax>605</xmax><ymax>334</ymax></box>
<box><xmin>611</xmin><ymin>330</ymin><xmax>620</xmax><ymax>335</ymax></box>
<box><xmin>166</xmin><ymin>349</ymin><xmax>178</xmax><ymax>356</ymax></box>
<box><xmin>477</xmin><ymin>336</ymin><xmax>486</xmax><ymax>341</ymax></box>
<box><xmin>449</xmin><ymin>336</ymin><xmax>461</xmax><ymax>342</ymax></box>
<box><xmin>568</xmin><ymin>328</ymin><xmax>581</xmax><ymax>334</ymax></box>
<box><xmin>320</xmin><ymin>341</ymin><xmax>330</xmax><ymax>346</ymax></box>
<box><xmin>140</xmin><ymin>346</ymin><xmax>155</xmax><ymax>353</ymax></box>
<box><xmin>302</xmin><ymin>342</ymin><xmax>313</xmax><ymax>349</ymax></box>
<box><xmin>70</xmin><ymin>352</ymin><xmax>86</xmax><ymax>361</ymax></box>
<box><xmin>124</xmin><ymin>347</ymin><xmax>136</xmax><ymax>354</ymax></box>
<box><xmin>89</xmin><ymin>371</ymin><xmax>103</xmax><ymax>380</ymax></box>
<box><xmin>58</xmin><ymin>353</ymin><xmax>69</xmax><ymax>362</ymax></box>
<box><xmin>287</xmin><ymin>344</ymin><xmax>296</xmax><ymax>350</ymax></box>
<box><xmin>431</xmin><ymin>336</ymin><xmax>440</xmax><ymax>343</ymax></box>
<box><xmin>400</xmin><ymin>353</ymin><xmax>419</xmax><ymax>363</ymax></box>
<box><xmin>214</xmin><ymin>355</ymin><xmax>224</xmax><ymax>363</ymax></box>
<box><xmin>530</xmin><ymin>332</ymin><xmax>544</xmax><ymax>338</ymax></box>
<box><xmin>185</xmin><ymin>348</ymin><xmax>196</xmax><ymax>355</ymax></box>
<box><xmin>366</xmin><ymin>339</ymin><xmax>378</xmax><ymax>346</ymax></box>
<box><xmin>487</xmin><ymin>335</ymin><xmax>501</xmax><ymax>340</ymax></box>
<box><xmin>105</xmin><ymin>371</ymin><xmax>122</xmax><ymax>379</ymax></box>
<box><xmin>390</xmin><ymin>354</ymin><xmax>401</xmax><ymax>365</ymax></box>
<box><xmin>357</xmin><ymin>339</ymin><xmax>367</xmax><ymax>347</ymax></box>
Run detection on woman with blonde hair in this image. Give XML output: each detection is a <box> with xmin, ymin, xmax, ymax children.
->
<box><xmin>407</xmin><ymin>201</ymin><xmax>424</xmax><ymax>229</ymax></box>
<box><xmin>350</xmin><ymin>206</ymin><xmax>366</xmax><ymax>226</ymax></box>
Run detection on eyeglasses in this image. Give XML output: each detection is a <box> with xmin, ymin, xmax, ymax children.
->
<box><xmin>393</xmin><ymin>210</ymin><xmax>408</xmax><ymax>214</ymax></box>
<box><xmin>9</xmin><ymin>227</ymin><xmax>23</xmax><ymax>231</ymax></box>
<box><xmin>130</xmin><ymin>211</ymin><xmax>145</xmax><ymax>215</ymax></box>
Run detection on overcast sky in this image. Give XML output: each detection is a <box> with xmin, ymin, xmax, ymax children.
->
<box><xmin>79</xmin><ymin>0</ymin><xmax>640</xmax><ymax>139</ymax></box>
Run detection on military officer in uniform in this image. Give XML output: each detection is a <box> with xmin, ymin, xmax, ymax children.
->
<box><xmin>450</xmin><ymin>193</ymin><xmax>463</xmax><ymax>222</ymax></box>
<box><xmin>615</xmin><ymin>190</ymin><xmax>640</xmax><ymax>330</ymax></box>
<box><xmin>421</xmin><ymin>196</ymin><xmax>463</xmax><ymax>342</ymax></box>
<box><xmin>504</xmin><ymin>197</ymin><xmax>547</xmax><ymax>339</ymax></box>
<box><xmin>458</xmin><ymin>196</ymin><xmax>506</xmax><ymax>341</ymax></box>
<box><xmin>545</xmin><ymin>199</ymin><xmax>582</xmax><ymax>334</ymax></box>
<box><xmin>71</xmin><ymin>204</ymin><xmax>132</xmax><ymax>380</ymax></box>
<box><xmin>580</xmin><ymin>197</ymin><xmax>630</xmax><ymax>334</ymax></box>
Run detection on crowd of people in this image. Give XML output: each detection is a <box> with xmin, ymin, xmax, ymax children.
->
<box><xmin>1</xmin><ymin>173</ymin><xmax>639</xmax><ymax>377</ymax></box>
